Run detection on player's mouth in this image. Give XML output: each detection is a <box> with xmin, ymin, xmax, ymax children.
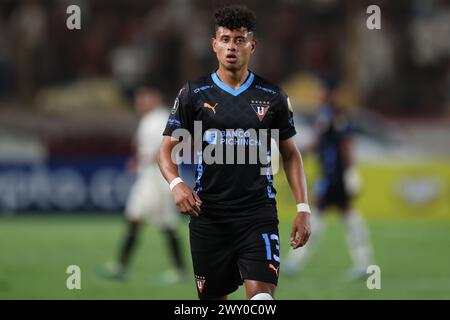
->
<box><xmin>225</xmin><ymin>54</ymin><xmax>238</xmax><ymax>63</ymax></box>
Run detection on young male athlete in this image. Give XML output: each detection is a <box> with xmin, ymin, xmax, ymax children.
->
<box><xmin>158</xmin><ymin>6</ymin><xmax>311</xmax><ymax>300</ymax></box>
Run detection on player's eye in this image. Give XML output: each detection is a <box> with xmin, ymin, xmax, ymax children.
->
<box><xmin>221</xmin><ymin>37</ymin><xmax>230</xmax><ymax>43</ymax></box>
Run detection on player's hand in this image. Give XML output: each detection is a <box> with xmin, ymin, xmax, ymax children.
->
<box><xmin>171</xmin><ymin>182</ymin><xmax>202</xmax><ymax>217</ymax></box>
<box><xmin>290</xmin><ymin>212</ymin><xmax>311</xmax><ymax>249</ymax></box>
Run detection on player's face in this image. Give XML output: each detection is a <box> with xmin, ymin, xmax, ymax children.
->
<box><xmin>135</xmin><ymin>91</ymin><xmax>160</xmax><ymax>115</ymax></box>
<box><xmin>212</xmin><ymin>27</ymin><xmax>256</xmax><ymax>71</ymax></box>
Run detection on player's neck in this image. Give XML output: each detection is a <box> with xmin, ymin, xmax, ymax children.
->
<box><xmin>216</xmin><ymin>67</ymin><xmax>249</xmax><ymax>90</ymax></box>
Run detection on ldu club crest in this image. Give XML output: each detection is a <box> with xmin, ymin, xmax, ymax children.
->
<box><xmin>250</xmin><ymin>100</ymin><xmax>270</xmax><ymax>121</ymax></box>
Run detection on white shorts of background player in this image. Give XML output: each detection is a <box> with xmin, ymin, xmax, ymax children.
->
<box><xmin>125</xmin><ymin>164</ymin><xmax>179</xmax><ymax>228</ymax></box>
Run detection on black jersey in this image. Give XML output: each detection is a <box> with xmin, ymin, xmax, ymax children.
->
<box><xmin>316</xmin><ymin>104</ymin><xmax>351</xmax><ymax>184</ymax></box>
<box><xmin>163</xmin><ymin>71</ymin><xmax>296</xmax><ymax>215</ymax></box>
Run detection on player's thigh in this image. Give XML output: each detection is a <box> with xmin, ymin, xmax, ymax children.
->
<box><xmin>189</xmin><ymin>221</ymin><xmax>242</xmax><ymax>300</ymax></box>
<box><xmin>331</xmin><ymin>181</ymin><xmax>351</xmax><ymax>214</ymax></box>
<box><xmin>125</xmin><ymin>178</ymin><xmax>149</xmax><ymax>221</ymax></box>
<box><xmin>126</xmin><ymin>182</ymin><xmax>159</xmax><ymax>220</ymax></box>
<box><xmin>128</xmin><ymin>171</ymin><xmax>179</xmax><ymax>226</ymax></box>
<box><xmin>234</xmin><ymin>218</ymin><xmax>281</xmax><ymax>287</ymax></box>
<box><xmin>149</xmin><ymin>177</ymin><xmax>180</xmax><ymax>228</ymax></box>
<box><xmin>314</xmin><ymin>178</ymin><xmax>331</xmax><ymax>211</ymax></box>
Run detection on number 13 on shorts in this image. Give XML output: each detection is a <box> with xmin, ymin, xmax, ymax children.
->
<box><xmin>262</xmin><ymin>233</ymin><xmax>280</xmax><ymax>262</ymax></box>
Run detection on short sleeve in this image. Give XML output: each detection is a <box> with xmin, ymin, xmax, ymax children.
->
<box><xmin>272</xmin><ymin>89</ymin><xmax>296</xmax><ymax>140</ymax></box>
<box><xmin>163</xmin><ymin>83</ymin><xmax>193</xmax><ymax>137</ymax></box>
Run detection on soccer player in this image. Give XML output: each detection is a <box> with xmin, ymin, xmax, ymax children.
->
<box><xmin>97</xmin><ymin>88</ymin><xmax>187</xmax><ymax>284</ymax></box>
<box><xmin>158</xmin><ymin>6</ymin><xmax>311</xmax><ymax>300</ymax></box>
<box><xmin>284</xmin><ymin>86</ymin><xmax>374</xmax><ymax>279</ymax></box>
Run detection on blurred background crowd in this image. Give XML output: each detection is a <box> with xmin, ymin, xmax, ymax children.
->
<box><xmin>1</xmin><ymin>0</ymin><xmax>449</xmax><ymax>113</ymax></box>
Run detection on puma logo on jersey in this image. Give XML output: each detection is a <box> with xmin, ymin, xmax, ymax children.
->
<box><xmin>268</xmin><ymin>263</ymin><xmax>279</xmax><ymax>277</ymax></box>
<box><xmin>203</xmin><ymin>102</ymin><xmax>218</xmax><ymax>114</ymax></box>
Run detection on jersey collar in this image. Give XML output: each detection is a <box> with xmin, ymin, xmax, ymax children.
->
<box><xmin>211</xmin><ymin>71</ymin><xmax>255</xmax><ymax>96</ymax></box>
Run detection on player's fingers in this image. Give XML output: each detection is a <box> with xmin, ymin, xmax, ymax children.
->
<box><xmin>295</xmin><ymin>227</ymin><xmax>306</xmax><ymax>249</ymax></box>
<box><xmin>188</xmin><ymin>209</ymin><xmax>199</xmax><ymax>217</ymax></box>
<box><xmin>178</xmin><ymin>197</ymin><xmax>198</xmax><ymax>217</ymax></box>
<box><xmin>189</xmin><ymin>205</ymin><xmax>200</xmax><ymax>216</ymax></box>
<box><xmin>192</xmin><ymin>192</ymin><xmax>202</xmax><ymax>205</ymax></box>
<box><xmin>290</xmin><ymin>225</ymin><xmax>297</xmax><ymax>243</ymax></box>
<box><xmin>185</xmin><ymin>196</ymin><xmax>200</xmax><ymax>216</ymax></box>
<box><xmin>302</xmin><ymin>227</ymin><xmax>312</xmax><ymax>245</ymax></box>
<box><xmin>190</xmin><ymin>193</ymin><xmax>202</xmax><ymax>214</ymax></box>
<box><xmin>302</xmin><ymin>233</ymin><xmax>310</xmax><ymax>246</ymax></box>
<box><xmin>185</xmin><ymin>206</ymin><xmax>199</xmax><ymax>217</ymax></box>
<box><xmin>178</xmin><ymin>202</ymin><xmax>189</xmax><ymax>215</ymax></box>
<box><xmin>290</xmin><ymin>232</ymin><xmax>298</xmax><ymax>248</ymax></box>
<box><xmin>187</xmin><ymin>195</ymin><xmax>200</xmax><ymax>214</ymax></box>
<box><xmin>304</xmin><ymin>229</ymin><xmax>311</xmax><ymax>243</ymax></box>
<box><xmin>185</xmin><ymin>204</ymin><xmax>199</xmax><ymax>217</ymax></box>
<box><xmin>300</xmin><ymin>232</ymin><xmax>308</xmax><ymax>247</ymax></box>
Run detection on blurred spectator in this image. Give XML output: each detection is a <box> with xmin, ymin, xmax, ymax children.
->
<box><xmin>110</xmin><ymin>18</ymin><xmax>148</xmax><ymax>100</ymax></box>
<box><xmin>0</xmin><ymin>8</ymin><xmax>14</xmax><ymax>96</ymax></box>
<box><xmin>9</xmin><ymin>0</ymin><xmax>47</xmax><ymax>104</ymax></box>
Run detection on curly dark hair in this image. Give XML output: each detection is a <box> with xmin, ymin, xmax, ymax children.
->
<box><xmin>213</xmin><ymin>5</ymin><xmax>256</xmax><ymax>33</ymax></box>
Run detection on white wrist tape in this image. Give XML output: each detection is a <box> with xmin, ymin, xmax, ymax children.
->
<box><xmin>169</xmin><ymin>177</ymin><xmax>183</xmax><ymax>191</ymax></box>
<box><xmin>296</xmin><ymin>203</ymin><xmax>311</xmax><ymax>214</ymax></box>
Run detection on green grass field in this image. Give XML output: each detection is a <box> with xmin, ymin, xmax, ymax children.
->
<box><xmin>1</xmin><ymin>214</ymin><xmax>449</xmax><ymax>300</ymax></box>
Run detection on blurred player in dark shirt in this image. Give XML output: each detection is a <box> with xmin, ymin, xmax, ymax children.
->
<box><xmin>284</xmin><ymin>85</ymin><xmax>374</xmax><ymax>279</ymax></box>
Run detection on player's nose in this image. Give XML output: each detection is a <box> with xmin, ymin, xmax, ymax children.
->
<box><xmin>227</xmin><ymin>42</ymin><xmax>237</xmax><ymax>51</ymax></box>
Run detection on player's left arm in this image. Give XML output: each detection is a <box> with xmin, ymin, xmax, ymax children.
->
<box><xmin>274</xmin><ymin>88</ymin><xmax>311</xmax><ymax>249</ymax></box>
<box><xmin>279</xmin><ymin>138</ymin><xmax>311</xmax><ymax>249</ymax></box>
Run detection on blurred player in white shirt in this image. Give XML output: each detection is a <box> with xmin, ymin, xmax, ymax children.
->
<box><xmin>98</xmin><ymin>88</ymin><xmax>187</xmax><ymax>283</ymax></box>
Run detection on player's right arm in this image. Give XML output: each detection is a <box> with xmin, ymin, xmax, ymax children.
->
<box><xmin>158</xmin><ymin>84</ymin><xmax>202</xmax><ymax>217</ymax></box>
<box><xmin>158</xmin><ymin>137</ymin><xmax>201</xmax><ymax>216</ymax></box>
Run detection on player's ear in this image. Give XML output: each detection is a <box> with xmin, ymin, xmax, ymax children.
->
<box><xmin>247</xmin><ymin>31</ymin><xmax>256</xmax><ymax>53</ymax></box>
<box><xmin>250</xmin><ymin>39</ymin><xmax>257</xmax><ymax>53</ymax></box>
<box><xmin>211</xmin><ymin>37</ymin><xmax>218</xmax><ymax>53</ymax></box>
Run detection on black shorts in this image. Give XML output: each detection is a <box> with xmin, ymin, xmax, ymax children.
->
<box><xmin>189</xmin><ymin>206</ymin><xmax>280</xmax><ymax>300</ymax></box>
<box><xmin>315</xmin><ymin>177</ymin><xmax>350</xmax><ymax>211</ymax></box>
